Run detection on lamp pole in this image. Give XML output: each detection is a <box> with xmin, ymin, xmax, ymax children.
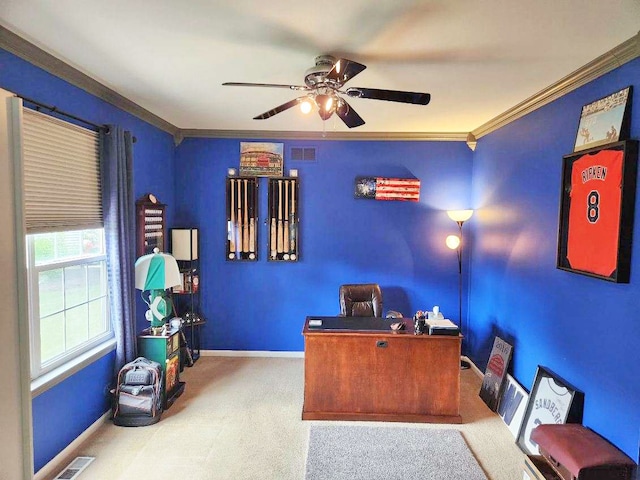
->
<box><xmin>446</xmin><ymin>210</ymin><xmax>473</xmax><ymax>370</ymax></box>
<box><xmin>456</xmin><ymin>221</ymin><xmax>470</xmax><ymax>369</ymax></box>
<box><xmin>456</xmin><ymin>221</ymin><xmax>463</xmax><ymax>339</ymax></box>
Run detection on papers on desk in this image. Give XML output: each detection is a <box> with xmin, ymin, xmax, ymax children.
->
<box><xmin>426</xmin><ymin>319</ymin><xmax>460</xmax><ymax>336</ymax></box>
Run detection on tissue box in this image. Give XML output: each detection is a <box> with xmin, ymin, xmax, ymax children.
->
<box><xmin>531</xmin><ymin>424</ymin><xmax>636</xmax><ymax>480</ymax></box>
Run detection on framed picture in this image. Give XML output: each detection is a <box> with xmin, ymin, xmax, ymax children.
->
<box><xmin>497</xmin><ymin>374</ymin><xmax>528</xmax><ymax>439</ymax></box>
<box><xmin>573</xmin><ymin>86</ymin><xmax>632</xmax><ymax>152</ymax></box>
<box><xmin>556</xmin><ymin>140</ymin><xmax>638</xmax><ymax>282</ymax></box>
<box><xmin>354</xmin><ymin>176</ymin><xmax>420</xmax><ymax>201</ymax></box>
<box><xmin>479</xmin><ymin>336</ymin><xmax>513</xmax><ymax>411</ymax></box>
<box><xmin>516</xmin><ymin>366</ymin><xmax>584</xmax><ymax>455</ymax></box>
<box><xmin>239</xmin><ymin>142</ymin><xmax>284</xmax><ymax>177</ymax></box>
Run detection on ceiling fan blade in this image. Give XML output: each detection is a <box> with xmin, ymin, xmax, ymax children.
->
<box><xmin>345</xmin><ymin>87</ymin><xmax>431</xmax><ymax>105</ymax></box>
<box><xmin>223</xmin><ymin>82</ymin><xmax>309</xmax><ymax>91</ymax></box>
<box><xmin>253</xmin><ymin>97</ymin><xmax>306</xmax><ymax>120</ymax></box>
<box><xmin>336</xmin><ymin>98</ymin><xmax>365</xmax><ymax>128</ymax></box>
<box><xmin>326</xmin><ymin>58</ymin><xmax>367</xmax><ymax>85</ymax></box>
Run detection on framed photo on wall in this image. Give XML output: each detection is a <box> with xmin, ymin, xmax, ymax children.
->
<box><xmin>556</xmin><ymin>140</ymin><xmax>638</xmax><ymax>282</ymax></box>
<box><xmin>573</xmin><ymin>86</ymin><xmax>632</xmax><ymax>152</ymax></box>
<box><xmin>239</xmin><ymin>142</ymin><xmax>284</xmax><ymax>177</ymax></box>
<box><xmin>516</xmin><ymin>366</ymin><xmax>584</xmax><ymax>455</ymax></box>
<box><xmin>354</xmin><ymin>177</ymin><xmax>421</xmax><ymax>201</ymax></box>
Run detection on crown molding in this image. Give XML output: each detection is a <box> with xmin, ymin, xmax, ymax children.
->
<box><xmin>178</xmin><ymin>128</ymin><xmax>468</xmax><ymax>143</ymax></box>
<box><xmin>0</xmin><ymin>24</ymin><xmax>180</xmax><ymax>136</ymax></box>
<box><xmin>472</xmin><ymin>31</ymin><xmax>640</xmax><ymax>139</ymax></box>
<box><xmin>2</xmin><ymin>24</ymin><xmax>638</xmax><ymax>145</ymax></box>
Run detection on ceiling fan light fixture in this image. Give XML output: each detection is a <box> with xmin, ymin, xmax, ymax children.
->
<box><xmin>315</xmin><ymin>94</ymin><xmax>335</xmax><ymax>120</ymax></box>
<box><xmin>299</xmin><ymin>98</ymin><xmax>313</xmax><ymax>114</ymax></box>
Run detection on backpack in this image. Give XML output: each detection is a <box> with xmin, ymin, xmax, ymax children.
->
<box><xmin>112</xmin><ymin>357</ymin><xmax>163</xmax><ymax>427</ymax></box>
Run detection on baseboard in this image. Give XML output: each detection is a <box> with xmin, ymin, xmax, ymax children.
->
<box><xmin>34</xmin><ymin>410</ymin><xmax>110</xmax><ymax>480</ymax></box>
<box><xmin>201</xmin><ymin>349</ymin><xmax>305</xmax><ymax>358</ymax></box>
<box><xmin>462</xmin><ymin>356</ymin><xmax>484</xmax><ymax>378</ymax></box>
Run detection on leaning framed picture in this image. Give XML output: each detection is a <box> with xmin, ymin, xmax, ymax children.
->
<box><xmin>479</xmin><ymin>336</ymin><xmax>513</xmax><ymax>412</ymax></box>
<box><xmin>497</xmin><ymin>374</ymin><xmax>528</xmax><ymax>439</ymax></box>
<box><xmin>573</xmin><ymin>86</ymin><xmax>632</xmax><ymax>152</ymax></box>
<box><xmin>516</xmin><ymin>366</ymin><xmax>584</xmax><ymax>455</ymax></box>
<box><xmin>556</xmin><ymin>140</ymin><xmax>638</xmax><ymax>282</ymax></box>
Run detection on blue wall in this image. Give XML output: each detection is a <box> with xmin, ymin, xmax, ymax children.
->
<box><xmin>0</xmin><ymin>48</ymin><xmax>176</xmax><ymax>472</ymax></box>
<box><xmin>469</xmin><ymin>57</ymin><xmax>640</xmax><ymax>460</ymax></box>
<box><xmin>174</xmin><ymin>139</ymin><xmax>474</xmax><ymax>351</ymax></box>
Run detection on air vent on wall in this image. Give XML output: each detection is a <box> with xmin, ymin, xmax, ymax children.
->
<box><xmin>290</xmin><ymin>146</ymin><xmax>317</xmax><ymax>162</ymax></box>
<box><xmin>55</xmin><ymin>456</ymin><xmax>95</xmax><ymax>480</ymax></box>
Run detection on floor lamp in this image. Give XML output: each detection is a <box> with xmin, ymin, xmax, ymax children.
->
<box><xmin>446</xmin><ymin>209</ymin><xmax>473</xmax><ymax>369</ymax></box>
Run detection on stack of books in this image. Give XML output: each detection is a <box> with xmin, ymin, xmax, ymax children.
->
<box><xmin>425</xmin><ymin>319</ymin><xmax>460</xmax><ymax>336</ymax></box>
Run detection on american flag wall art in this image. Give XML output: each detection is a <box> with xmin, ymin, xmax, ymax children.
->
<box><xmin>354</xmin><ymin>177</ymin><xmax>421</xmax><ymax>202</ymax></box>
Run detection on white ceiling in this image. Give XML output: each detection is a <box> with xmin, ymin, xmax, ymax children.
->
<box><xmin>1</xmin><ymin>1</ymin><xmax>639</xmax><ymax>134</ymax></box>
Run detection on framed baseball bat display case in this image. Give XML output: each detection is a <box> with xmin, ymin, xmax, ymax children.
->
<box><xmin>556</xmin><ymin>140</ymin><xmax>638</xmax><ymax>282</ymax></box>
<box><xmin>226</xmin><ymin>176</ymin><xmax>258</xmax><ymax>261</ymax></box>
<box><xmin>268</xmin><ymin>177</ymin><xmax>299</xmax><ymax>262</ymax></box>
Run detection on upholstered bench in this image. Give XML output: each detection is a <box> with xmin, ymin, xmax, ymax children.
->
<box><xmin>531</xmin><ymin>423</ymin><xmax>636</xmax><ymax>480</ymax></box>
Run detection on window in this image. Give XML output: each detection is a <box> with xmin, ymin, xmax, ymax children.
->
<box><xmin>19</xmin><ymin>106</ymin><xmax>112</xmax><ymax>383</ymax></box>
<box><xmin>27</xmin><ymin>228</ymin><xmax>111</xmax><ymax>378</ymax></box>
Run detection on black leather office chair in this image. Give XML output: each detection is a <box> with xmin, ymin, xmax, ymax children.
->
<box><xmin>339</xmin><ymin>284</ymin><xmax>383</xmax><ymax>317</ymax></box>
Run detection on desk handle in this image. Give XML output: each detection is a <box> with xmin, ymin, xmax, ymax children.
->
<box><xmin>376</xmin><ymin>340</ymin><xmax>388</xmax><ymax>348</ymax></box>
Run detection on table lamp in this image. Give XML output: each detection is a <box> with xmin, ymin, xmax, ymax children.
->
<box><xmin>135</xmin><ymin>248</ymin><xmax>181</xmax><ymax>334</ymax></box>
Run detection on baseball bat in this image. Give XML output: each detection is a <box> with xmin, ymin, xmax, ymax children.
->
<box><xmin>229</xmin><ymin>179</ymin><xmax>236</xmax><ymax>254</ymax></box>
<box><xmin>237</xmin><ymin>178</ymin><xmax>242</xmax><ymax>253</ymax></box>
<box><xmin>270</xmin><ymin>180</ymin><xmax>277</xmax><ymax>258</ymax></box>
<box><xmin>249</xmin><ymin>179</ymin><xmax>255</xmax><ymax>254</ymax></box>
<box><xmin>290</xmin><ymin>179</ymin><xmax>296</xmax><ymax>253</ymax></box>
<box><xmin>277</xmin><ymin>179</ymin><xmax>283</xmax><ymax>254</ymax></box>
<box><xmin>283</xmin><ymin>180</ymin><xmax>290</xmax><ymax>254</ymax></box>
<box><xmin>243</xmin><ymin>179</ymin><xmax>249</xmax><ymax>253</ymax></box>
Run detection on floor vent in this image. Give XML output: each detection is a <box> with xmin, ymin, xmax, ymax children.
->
<box><xmin>54</xmin><ymin>456</ymin><xmax>95</xmax><ymax>480</ymax></box>
<box><xmin>290</xmin><ymin>146</ymin><xmax>317</xmax><ymax>162</ymax></box>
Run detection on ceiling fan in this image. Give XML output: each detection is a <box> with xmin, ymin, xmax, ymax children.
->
<box><xmin>222</xmin><ymin>55</ymin><xmax>431</xmax><ymax>128</ymax></box>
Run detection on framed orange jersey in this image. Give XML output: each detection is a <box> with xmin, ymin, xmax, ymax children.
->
<box><xmin>557</xmin><ymin>140</ymin><xmax>638</xmax><ymax>282</ymax></box>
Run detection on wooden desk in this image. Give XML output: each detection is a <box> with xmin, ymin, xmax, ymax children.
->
<box><xmin>302</xmin><ymin>317</ymin><xmax>462</xmax><ymax>423</ymax></box>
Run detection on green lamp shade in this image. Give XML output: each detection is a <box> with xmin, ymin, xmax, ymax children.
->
<box><xmin>135</xmin><ymin>250</ymin><xmax>181</xmax><ymax>291</ymax></box>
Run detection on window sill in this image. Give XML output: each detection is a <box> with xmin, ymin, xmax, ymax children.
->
<box><xmin>31</xmin><ymin>338</ymin><xmax>116</xmax><ymax>397</ymax></box>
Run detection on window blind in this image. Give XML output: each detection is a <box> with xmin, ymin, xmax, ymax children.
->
<box><xmin>22</xmin><ymin>108</ymin><xmax>102</xmax><ymax>233</ymax></box>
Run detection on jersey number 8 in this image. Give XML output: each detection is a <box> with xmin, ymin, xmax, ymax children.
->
<box><xmin>587</xmin><ymin>190</ymin><xmax>600</xmax><ymax>223</ymax></box>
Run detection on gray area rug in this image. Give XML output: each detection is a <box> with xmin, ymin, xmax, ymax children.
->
<box><xmin>305</xmin><ymin>425</ymin><xmax>488</xmax><ymax>480</ymax></box>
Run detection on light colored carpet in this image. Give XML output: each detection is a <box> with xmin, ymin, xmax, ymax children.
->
<box><xmin>305</xmin><ymin>425</ymin><xmax>487</xmax><ymax>480</ymax></box>
<box><xmin>40</xmin><ymin>357</ymin><xmax>525</xmax><ymax>480</ymax></box>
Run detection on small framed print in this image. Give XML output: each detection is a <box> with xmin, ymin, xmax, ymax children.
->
<box><xmin>556</xmin><ymin>140</ymin><xmax>638</xmax><ymax>282</ymax></box>
<box><xmin>239</xmin><ymin>142</ymin><xmax>284</xmax><ymax>177</ymax></box>
<box><xmin>573</xmin><ymin>86</ymin><xmax>632</xmax><ymax>152</ymax></box>
<box><xmin>479</xmin><ymin>336</ymin><xmax>513</xmax><ymax>411</ymax></box>
<box><xmin>516</xmin><ymin>366</ymin><xmax>584</xmax><ymax>455</ymax></box>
